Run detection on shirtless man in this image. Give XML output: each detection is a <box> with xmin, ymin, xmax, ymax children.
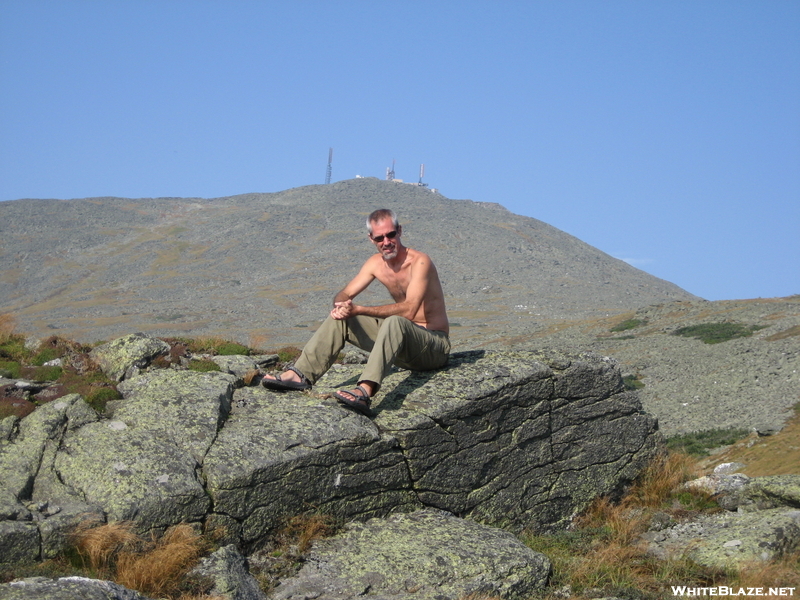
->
<box><xmin>258</xmin><ymin>208</ymin><xmax>450</xmax><ymax>416</ymax></box>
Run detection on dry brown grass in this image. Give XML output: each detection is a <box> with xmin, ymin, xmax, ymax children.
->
<box><xmin>623</xmin><ymin>451</ymin><xmax>702</xmax><ymax>509</ymax></box>
<box><xmin>526</xmin><ymin>450</ymin><xmax>728</xmax><ymax>598</ymax></box>
<box><xmin>698</xmin><ymin>405</ymin><xmax>800</xmax><ymax>477</ymax></box>
<box><xmin>734</xmin><ymin>551</ymin><xmax>800</xmax><ymax>590</ymax></box>
<box><xmin>279</xmin><ymin>513</ymin><xmax>336</xmax><ymax>554</ymax></box>
<box><xmin>115</xmin><ymin>525</ymin><xmax>206</xmax><ymax>597</ymax></box>
<box><xmin>71</xmin><ymin>521</ymin><xmax>140</xmax><ymax>575</ymax></box>
<box><xmin>71</xmin><ymin>522</ymin><xmax>213</xmax><ymax>599</ymax></box>
<box><xmin>765</xmin><ymin>324</ymin><xmax>800</xmax><ymax>341</ymax></box>
<box><xmin>248</xmin><ymin>333</ymin><xmax>270</xmax><ymax>353</ymax></box>
<box><xmin>248</xmin><ymin>512</ymin><xmax>338</xmax><ymax>593</ymax></box>
<box><xmin>0</xmin><ymin>313</ymin><xmax>16</xmax><ymax>344</ymax></box>
<box><xmin>527</xmin><ymin>441</ymin><xmax>800</xmax><ymax>599</ymax></box>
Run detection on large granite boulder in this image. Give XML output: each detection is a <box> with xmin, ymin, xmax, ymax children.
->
<box><xmin>270</xmin><ymin>508</ymin><xmax>551</xmax><ymax>600</ymax></box>
<box><xmin>206</xmin><ymin>350</ymin><xmax>660</xmax><ymax>548</ymax></box>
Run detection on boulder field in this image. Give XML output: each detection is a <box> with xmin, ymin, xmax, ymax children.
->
<box><xmin>1</xmin><ymin>333</ymin><xmax>662</xmax><ymax>597</ymax></box>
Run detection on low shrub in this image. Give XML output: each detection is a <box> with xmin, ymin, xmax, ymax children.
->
<box><xmin>611</xmin><ymin>318</ymin><xmax>647</xmax><ymax>333</ymax></box>
<box><xmin>623</xmin><ymin>374</ymin><xmax>645</xmax><ymax>390</ymax></box>
<box><xmin>666</xmin><ymin>428</ymin><xmax>751</xmax><ymax>457</ymax></box>
<box><xmin>673</xmin><ymin>323</ymin><xmax>765</xmax><ymax>344</ymax></box>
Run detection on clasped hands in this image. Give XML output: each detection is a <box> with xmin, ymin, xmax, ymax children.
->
<box><xmin>331</xmin><ymin>299</ymin><xmax>356</xmax><ymax>320</ymax></box>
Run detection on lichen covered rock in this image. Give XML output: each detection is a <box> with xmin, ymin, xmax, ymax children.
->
<box><xmin>0</xmin><ymin>576</ymin><xmax>154</xmax><ymax>599</ymax></box>
<box><xmin>270</xmin><ymin>509</ymin><xmax>551</xmax><ymax>600</ymax></box>
<box><xmin>89</xmin><ymin>333</ymin><xmax>170</xmax><ymax>381</ymax></box>
<box><xmin>0</xmin><ymin>339</ymin><xmax>661</xmax><ymax>569</ymax></box>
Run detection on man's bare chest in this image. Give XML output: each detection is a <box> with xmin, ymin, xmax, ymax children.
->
<box><xmin>376</xmin><ymin>269</ymin><xmax>411</xmax><ymax>301</ymax></box>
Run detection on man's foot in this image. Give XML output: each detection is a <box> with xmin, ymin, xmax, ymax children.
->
<box><xmin>334</xmin><ymin>384</ymin><xmax>373</xmax><ymax>416</ymax></box>
<box><xmin>261</xmin><ymin>366</ymin><xmax>312</xmax><ymax>392</ymax></box>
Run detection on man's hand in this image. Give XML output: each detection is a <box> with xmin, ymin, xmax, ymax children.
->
<box><xmin>331</xmin><ymin>299</ymin><xmax>355</xmax><ymax>320</ymax></box>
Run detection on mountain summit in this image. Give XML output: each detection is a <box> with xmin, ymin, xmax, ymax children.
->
<box><xmin>0</xmin><ymin>178</ymin><xmax>697</xmax><ymax>346</ymax></box>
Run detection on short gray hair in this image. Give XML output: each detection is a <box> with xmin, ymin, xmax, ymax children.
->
<box><xmin>366</xmin><ymin>209</ymin><xmax>399</xmax><ymax>234</ymax></box>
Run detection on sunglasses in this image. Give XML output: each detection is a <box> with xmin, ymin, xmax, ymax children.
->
<box><xmin>370</xmin><ymin>230</ymin><xmax>398</xmax><ymax>243</ymax></box>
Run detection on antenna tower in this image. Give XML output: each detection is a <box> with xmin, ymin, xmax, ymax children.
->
<box><xmin>418</xmin><ymin>163</ymin><xmax>428</xmax><ymax>187</ymax></box>
<box><xmin>325</xmin><ymin>148</ymin><xmax>333</xmax><ymax>184</ymax></box>
<box><xmin>386</xmin><ymin>159</ymin><xmax>396</xmax><ymax>181</ymax></box>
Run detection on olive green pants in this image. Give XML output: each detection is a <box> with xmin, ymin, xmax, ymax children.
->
<box><xmin>294</xmin><ymin>314</ymin><xmax>450</xmax><ymax>391</ymax></box>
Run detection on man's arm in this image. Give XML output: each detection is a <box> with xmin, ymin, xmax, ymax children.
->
<box><xmin>329</xmin><ymin>258</ymin><xmax>378</xmax><ymax>319</ymax></box>
<box><xmin>334</xmin><ymin>257</ymin><xmax>378</xmax><ymax>303</ymax></box>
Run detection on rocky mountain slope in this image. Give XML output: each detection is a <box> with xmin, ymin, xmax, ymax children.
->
<box><xmin>507</xmin><ymin>297</ymin><xmax>800</xmax><ymax>437</ymax></box>
<box><xmin>1</xmin><ymin>178</ymin><xmax>696</xmax><ymax>347</ymax></box>
<box><xmin>2</xmin><ymin>179</ymin><xmax>797</xmax><ymax>437</ymax></box>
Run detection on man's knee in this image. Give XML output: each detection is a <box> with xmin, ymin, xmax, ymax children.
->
<box><xmin>380</xmin><ymin>315</ymin><xmax>415</xmax><ymax>338</ymax></box>
<box><xmin>383</xmin><ymin>314</ymin><xmax>411</xmax><ymax>329</ymax></box>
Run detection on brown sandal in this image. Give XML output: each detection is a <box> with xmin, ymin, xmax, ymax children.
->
<box><xmin>261</xmin><ymin>366</ymin><xmax>312</xmax><ymax>392</ymax></box>
<box><xmin>334</xmin><ymin>384</ymin><xmax>373</xmax><ymax>416</ymax></box>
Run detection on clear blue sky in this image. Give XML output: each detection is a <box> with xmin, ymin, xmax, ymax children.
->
<box><xmin>2</xmin><ymin>1</ymin><xmax>798</xmax><ymax>301</ymax></box>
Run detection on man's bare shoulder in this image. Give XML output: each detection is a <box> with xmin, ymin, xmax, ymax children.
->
<box><xmin>362</xmin><ymin>253</ymin><xmax>385</xmax><ymax>272</ymax></box>
<box><xmin>406</xmin><ymin>248</ymin><xmax>437</xmax><ymax>269</ymax></box>
<box><xmin>406</xmin><ymin>247</ymin><xmax>430</xmax><ymax>261</ymax></box>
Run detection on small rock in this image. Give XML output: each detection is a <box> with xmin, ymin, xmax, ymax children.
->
<box><xmin>714</xmin><ymin>462</ymin><xmax>745</xmax><ymax>475</ymax></box>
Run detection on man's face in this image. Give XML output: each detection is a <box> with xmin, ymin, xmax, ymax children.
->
<box><xmin>369</xmin><ymin>218</ymin><xmax>400</xmax><ymax>261</ymax></box>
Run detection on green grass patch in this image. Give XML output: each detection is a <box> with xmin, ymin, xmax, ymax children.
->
<box><xmin>0</xmin><ymin>360</ymin><xmax>22</xmax><ymax>379</ymax></box>
<box><xmin>188</xmin><ymin>359</ymin><xmax>221</xmax><ymax>373</ymax></box>
<box><xmin>673</xmin><ymin>323</ymin><xmax>765</xmax><ymax>344</ymax></box>
<box><xmin>0</xmin><ymin>338</ymin><xmax>28</xmax><ymax>362</ymax></box>
<box><xmin>216</xmin><ymin>342</ymin><xmax>250</xmax><ymax>356</ymax></box>
<box><xmin>51</xmin><ymin>369</ymin><xmax>120</xmax><ymax>414</ymax></box>
<box><xmin>666</xmin><ymin>428</ymin><xmax>751</xmax><ymax>457</ymax></box>
<box><xmin>184</xmin><ymin>337</ymin><xmax>251</xmax><ymax>356</ymax></box>
<box><xmin>26</xmin><ymin>365</ymin><xmax>63</xmax><ymax>381</ymax></box>
<box><xmin>622</xmin><ymin>375</ymin><xmax>645</xmax><ymax>390</ymax></box>
<box><xmin>674</xmin><ymin>490</ymin><xmax>720</xmax><ymax>511</ymax></box>
<box><xmin>611</xmin><ymin>318</ymin><xmax>647</xmax><ymax>333</ymax></box>
<box><xmin>85</xmin><ymin>387</ymin><xmax>123</xmax><ymax>413</ymax></box>
<box><xmin>32</xmin><ymin>347</ymin><xmax>59</xmax><ymax>366</ymax></box>
<box><xmin>275</xmin><ymin>346</ymin><xmax>302</xmax><ymax>364</ymax></box>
